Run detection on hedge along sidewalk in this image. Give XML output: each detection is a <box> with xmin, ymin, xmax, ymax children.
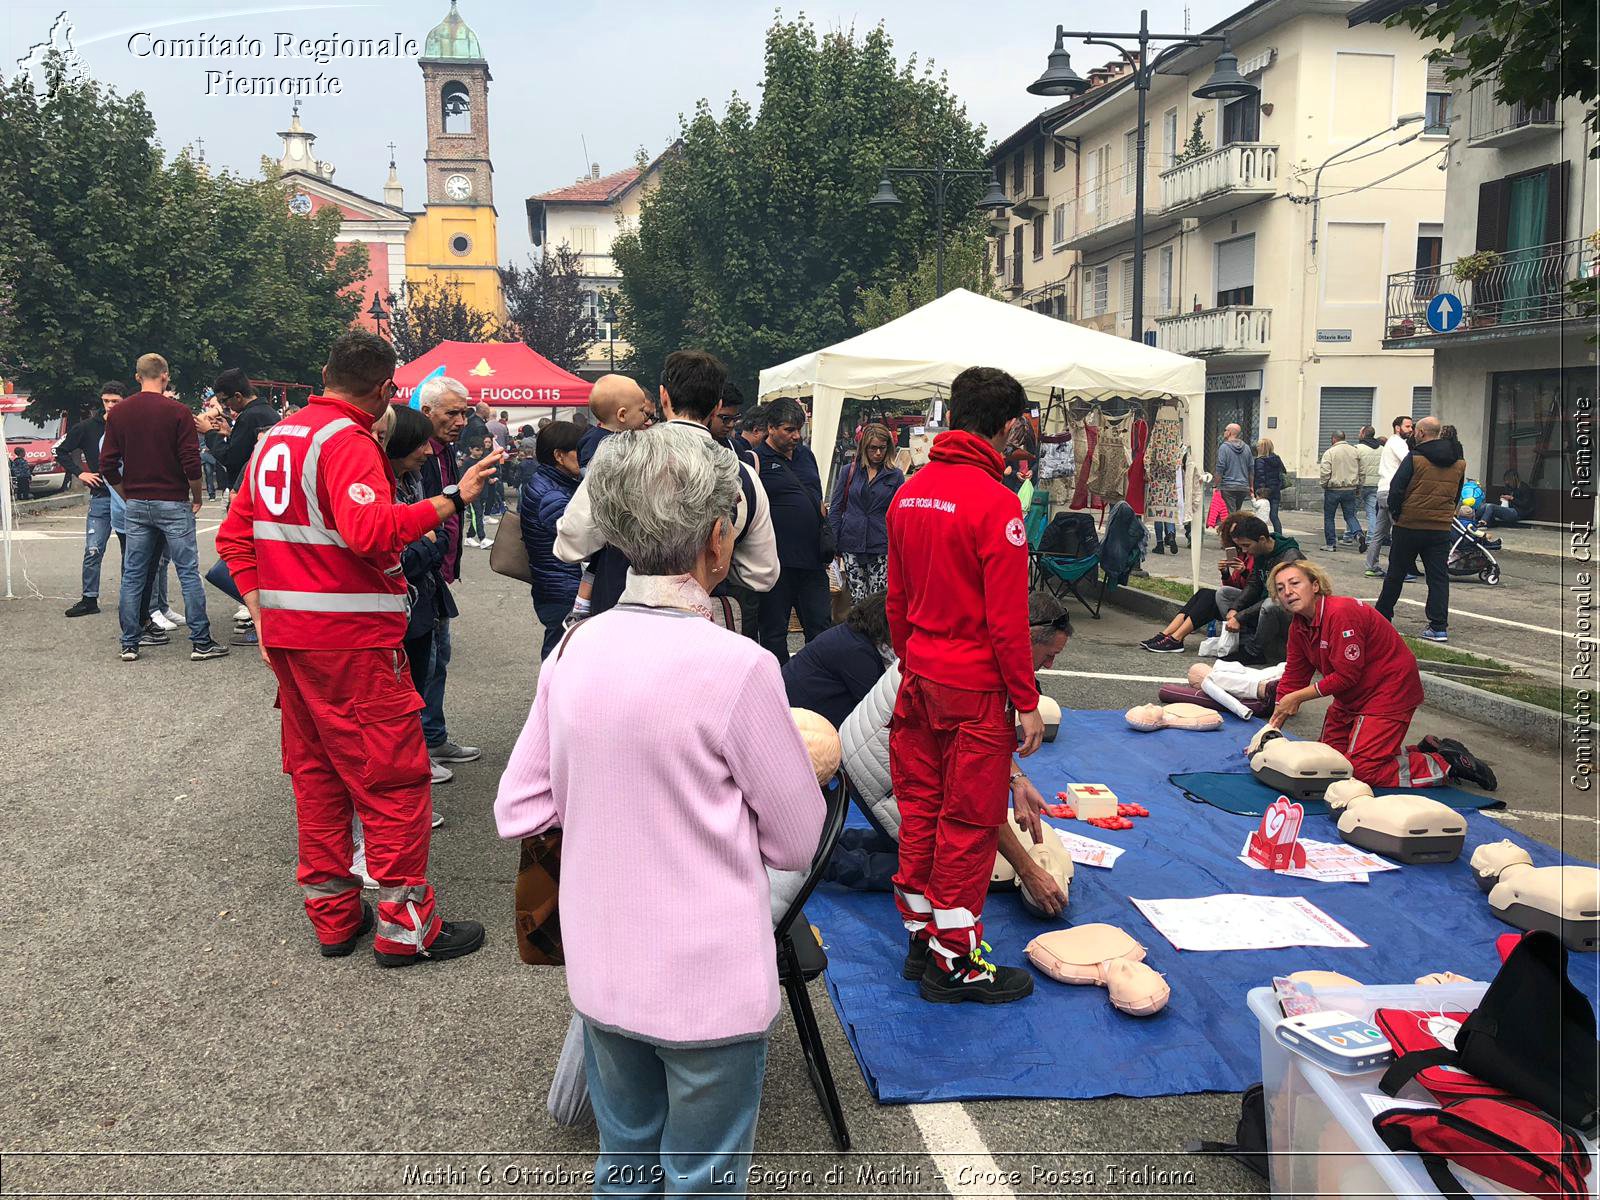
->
<box><xmin>1112</xmin><ymin>577</ymin><xmax>1576</xmax><ymax>749</ymax></box>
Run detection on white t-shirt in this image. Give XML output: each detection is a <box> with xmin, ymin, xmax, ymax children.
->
<box><xmin>1376</xmin><ymin>433</ymin><xmax>1411</xmax><ymax>498</ymax></box>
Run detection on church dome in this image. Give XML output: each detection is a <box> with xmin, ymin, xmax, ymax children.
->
<box><xmin>423</xmin><ymin>2</ymin><xmax>484</xmax><ymax>61</ymax></box>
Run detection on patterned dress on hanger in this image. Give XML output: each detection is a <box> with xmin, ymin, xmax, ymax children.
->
<box><xmin>1143</xmin><ymin>413</ymin><xmax>1185</xmax><ymax>523</ymax></box>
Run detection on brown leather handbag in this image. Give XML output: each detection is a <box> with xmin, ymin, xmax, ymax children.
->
<box><xmin>514</xmin><ymin>828</ymin><xmax>563</xmax><ymax>965</ymax></box>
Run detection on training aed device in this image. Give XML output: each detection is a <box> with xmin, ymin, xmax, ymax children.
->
<box><xmin>1248</xmin><ymin>734</ymin><xmax>1353</xmax><ymax>800</ymax></box>
<box><xmin>1274</xmin><ymin>1009</ymin><xmax>1395</xmax><ymax>1074</ymax></box>
<box><xmin>1333</xmin><ymin>793</ymin><xmax>1465</xmax><ymax>865</ymax></box>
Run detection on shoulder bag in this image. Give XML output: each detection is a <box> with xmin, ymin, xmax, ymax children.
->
<box><xmin>489</xmin><ymin>503</ymin><xmax>534</xmax><ymax>585</ymax></box>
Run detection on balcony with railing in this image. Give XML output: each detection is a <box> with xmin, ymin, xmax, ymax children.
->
<box><xmin>1382</xmin><ymin>236</ymin><xmax>1594</xmax><ymax>347</ymax></box>
<box><xmin>1059</xmin><ymin>159</ymin><xmax>1177</xmax><ymax>254</ymax></box>
<box><xmin>1468</xmin><ymin>85</ymin><xmax>1559</xmax><ymax>148</ymax></box>
<box><xmin>1159</xmin><ymin>143</ymin><xmax>1278</xmax><ymax>218</ymax></box>
<box><xmin>1154</xmin><ymin>305</ymin><xmax>1272</xmax><ymax>359</ymax></box>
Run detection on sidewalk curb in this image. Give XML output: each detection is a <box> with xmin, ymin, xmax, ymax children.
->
<box><xmin>1106</xmin><ymin>584</ymin><xmax>1569</xmax><ymax>749</ymax></box>
<box><xmin>15</xmin><ymin>490</ymin><xmax>87</xmax><ymax>517</ymax></box>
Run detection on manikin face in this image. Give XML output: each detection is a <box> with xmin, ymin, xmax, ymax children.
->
<box><xmin>1273</xmin><ymin>567</ymin><xmax>1318</xmax><ymax>618</ymax></box>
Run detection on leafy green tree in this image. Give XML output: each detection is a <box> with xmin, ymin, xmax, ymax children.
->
<box><xmin>612</xmin><ymin>16</ymin><xmax>988</xmax><ymax>400</ymax></box>
<box><xmin>0</xmin><ymin>51</ymin><xmax>368</xmax><ymax>418</ymax></box>
<box><xmin>854</xmin><ymin>226</ymin><xmax>997</xmax><ymax>330</ymax></box>
<box><xmin>388</xmin><ymin>277</ymin><xmax>502</xmax><ymax>365</ymax></box>
<box><xmin>501</xmin><ymin>245</ymin><xmax>596</xmax><ymax>372</ymax></box>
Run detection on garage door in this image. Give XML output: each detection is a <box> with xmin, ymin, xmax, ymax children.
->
<box><xmin>1411</xmin><ymin>386</ymin><xmax>1432</xmax><ymax>419</ymax></box>
<box><xmin>1319</xmin><ymin>387</ymin><xmax>1375</xmax><ymax>454</ymax></box>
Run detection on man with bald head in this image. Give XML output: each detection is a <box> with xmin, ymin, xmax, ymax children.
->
<box><xmin>577</xmin><ymin>374</ymin><xmax>654</xmax><ymax>469</ymax></box>
<box><xmin>1215</xmin><ymin>422</ymin><xmax>1254</xmax><ymax>515</ymax></box>
<box><xmin>1375</xmin><ymin>415</ymin><xmax>1463</xmax><ymax>643</ymax></box>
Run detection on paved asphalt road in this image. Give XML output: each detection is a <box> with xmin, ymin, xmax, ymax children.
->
<box><xmin>0</xmin><ymin>499</ymin><xmax>1589</xmax><ymax>1198</ymax></box>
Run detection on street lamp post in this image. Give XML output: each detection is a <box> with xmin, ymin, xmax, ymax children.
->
<box><xmin>1027</xmin><ymin>10</ymin><xmax>1258</xmax><ymax>342</ymax></box>
<box><xmin>867</xmin><ymin>166</ymin><xmax>1013</xmax><ymax>297</ymax></box>
<box><xmin>366</xmin><ymin>290</ymin><xmax>391</xmax><ymax>339</ymax></box>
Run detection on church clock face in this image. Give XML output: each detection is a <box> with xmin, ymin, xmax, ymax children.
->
<box><xmin>287</xmin><ymin>193</ymin><xmax>313</xmax><ymax>215</ymax></box>
<box><xmin>445</xmin><ymin>173</ymin><xmax>472</xmax><ymax>201</ymax></box>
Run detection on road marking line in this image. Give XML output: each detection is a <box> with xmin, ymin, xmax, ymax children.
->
<box><xmin>1362</xmin><ymin>597</ymin><xmax>1574</xmax><ymax>639</ymax></box>
<box><xmin>1039</xmin><ymin>669</ymin><xmax>1186</xmax><ymax>684</ymax></box>
<box><xmin>910</xmin><ymin>1102</ymin><xmax>1015</xmax><ymax>1199</ymax></box>
<box><xmin>1485</xmin><ymin>808</ymin><xmax>1600</xmax><ymax>827</ymax></box>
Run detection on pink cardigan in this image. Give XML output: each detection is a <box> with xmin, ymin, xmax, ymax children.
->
<box><xmin>495</xmin><ymin>606</ymin><xmax>825</xmax><ymax>1047</ymax></box>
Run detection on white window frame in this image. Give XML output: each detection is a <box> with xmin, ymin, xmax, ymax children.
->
<box><xmin>1051</xmin><ymin>202</ymin><xmax>1068</xmax><ymax>249</ymax></box>
<box><xmin>1084</xmin><ymin>146</ymin><xmax>1108</xmax><ymax>214</ymax></box>
<box><xmin>1157</xmin><ymin>244</ymin><xmax>1174</xmax><ymax>314</ymax></box>
<box><xmin>1161</xmin><ymin>107</ymin><xmax>1179</xmax><ymax>169</ymax></box>
<box><xmin>1082</xmin><ymin>263</ymin><xmax>1109</xmax><ymax>317</ymax></box>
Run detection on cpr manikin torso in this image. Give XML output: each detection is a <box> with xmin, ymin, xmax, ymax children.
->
<box><xmin>989</xmin><ymin>810</ymin><xmax>1073</xmax><ymax>917</ymax></box>
<box><xmin>1247</xmin><ymin>729</ymin><xmax>1353</xmax><ymax>799</ymax></box>
<box><xmin>1126</xmin><ymin>702</ymin><xmax>1223</xmax><ymax>732</ymax></box>
<box><xmin>1324</xmin><ymin>779</ymin><xmax>1465</xmax><ymax>863</ymax></box>
<box><xmin>1025</xmin><ymin>924</ymin><xmax>1170</xmax><ymax>1016</ymax></box>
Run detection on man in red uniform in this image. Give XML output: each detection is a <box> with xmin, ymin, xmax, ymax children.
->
<box><xmin>886</xmin><ymin>366</ymin><xmax>1046</xmax><ymax>1005</ymax></box>
<box><xmin>217</xmin><ymin>331</ymin><xmax>503</xmax><ymax>964</ymax></box>
<box><xmin>1267</xmin><ymin>559</ymin><xmax>1497</xmax><ymax>790</ymax></box>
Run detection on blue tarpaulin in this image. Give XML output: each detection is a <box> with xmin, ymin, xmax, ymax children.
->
<box><xmin>808</xmin><ymin>709</ymin><xmax>1595</xmax><ymax>1104</ymax></box>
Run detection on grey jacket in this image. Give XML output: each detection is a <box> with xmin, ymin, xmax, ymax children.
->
<box><xmin>1216</xmin><ymin>438</ymin><xmax>1254</xmax><ymax>490</ymax></box>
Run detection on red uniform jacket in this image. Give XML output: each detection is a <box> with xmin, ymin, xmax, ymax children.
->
<box><xmin>1279</xmin><ymin>594</ymin><xmax>1424</xmax><ymax>716</ymax></box>
<box><xmin>216</xmin><ymin>395</ymin><xmax>441</xmax><ymax>650</ymax></box>
<box><xmin>885</xmin><ymin>429</ymin><xmax>1038</xmax><ymax>713</ymax></box>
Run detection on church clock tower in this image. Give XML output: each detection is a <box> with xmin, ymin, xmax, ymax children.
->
<box><xmin>404</xmin><ymin>1</ymin><xmax>504</xmax><ymax>323</ymax></box>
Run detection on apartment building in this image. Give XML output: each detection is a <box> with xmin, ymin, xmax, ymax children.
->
<box><xmin>1355</xmin><ymin>10</ymin><xmax>1597</xmax><ymax>523</ymax></box>
<box><xmin>988</xmin><ymin>0</ymin><xmax>1447</xmax><ymax>503</ymax></box>
<box><xmin>525</xmin><ymin>147</ymin><xmax>673</xmax><ymax>380</ymax></box>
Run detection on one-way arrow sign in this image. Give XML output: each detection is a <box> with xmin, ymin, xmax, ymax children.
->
<box><xmin>1426</xmin><ymin>292</ymin><xmax>1465</xmax><ymax>334</ymax></box>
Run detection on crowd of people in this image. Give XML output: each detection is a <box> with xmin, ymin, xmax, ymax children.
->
<box><xmin>44</xmin><ymin>331</ymin><xmax>1517</xmax><ymax>1197</ymax></box>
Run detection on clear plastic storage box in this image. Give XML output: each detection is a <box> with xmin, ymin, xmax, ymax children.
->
<box><xmin>1246</xmin><ymin>983</ymin><xmax>1597</xmax><ymax>1199</ymax></box>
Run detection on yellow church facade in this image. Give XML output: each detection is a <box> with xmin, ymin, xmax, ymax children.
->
<box><xmin>404</xmin><ymin>2</ymin><xmax>504</xmax><ymax>323</ymax></box>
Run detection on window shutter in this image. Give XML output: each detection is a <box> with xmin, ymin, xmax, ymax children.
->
<box><xmin>1216</xmin><ymin>235</ymin><xmax>1256</xmax><ymax>294</ymax></box>
<box><xmin>1425</xmin><ymin>58</ymin><xmax>1451</xmax><ymax>92</ymax></box>
<box><xmin>1411</xmin><ymin>386</ymin><xmax>1433</xmax><ymax>419</ymax></box>
<box><xmin>1475</xmin><ymin>179</ymin><xmax>1509</xmax><ymax>252</ymax></box>
<box><xmin>1543</xmin><ymin>160</ymin><xmax>1569</xmax><ymax>246</ymax></box>
<box><xmin>1318</xmin><ymin>387</ymin><xmax>1376</xmax><ymax>455</ymax></box>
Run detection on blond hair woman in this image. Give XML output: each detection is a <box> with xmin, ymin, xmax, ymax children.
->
<box><xmin>827</xmin><ymin>422</ymin><xmax>905</xmax><ymax>601</ymax></box>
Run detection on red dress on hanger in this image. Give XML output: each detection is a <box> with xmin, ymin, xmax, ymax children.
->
<box><xmin>1070</xmin><ymin>424</ymin><xmax>1099</xmax><ymax>510</ymax></box>
<box><xmin>1127</xmin><ymin>418</ymin><xmax>1148</xmax><ymax>516</ymax></box>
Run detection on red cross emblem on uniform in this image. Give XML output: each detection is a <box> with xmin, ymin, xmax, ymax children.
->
<box><xmin>257</xmin><ymin>443</ymin><xmax>293</xmax><ymax>516</ymax></box>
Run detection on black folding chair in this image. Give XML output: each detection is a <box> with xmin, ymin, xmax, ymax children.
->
<box><xmin>774</xmin><ymin>770</ymin><xmax>851</xmax><ymax>1152</ymax></box>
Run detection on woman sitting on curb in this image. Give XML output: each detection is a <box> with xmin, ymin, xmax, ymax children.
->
<box><xmin>1139</xmin><ymin>513</ymin><xmax>1250</xmax><ymax>653</ymax></box>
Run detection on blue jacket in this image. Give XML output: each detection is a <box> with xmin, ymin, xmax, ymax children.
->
<box><xmin>781</xmin><ymin>623</ymin><xmax>886</xmax><ymax>729</ymax></box>
<box><xmin>520</xmin><ymin>463</ymin><xmax>582</xmax><ymax>605</ymax></box>
<box><xmin>756</xmin><ymin>441</ymin><xmax>826</xmax><ymax>569</ymax></box>
<box><xmin>827</xmin><ymin>461</ymin><xmax>904</xmax><ymax>556</ymax></box>
<box><xmin>396</xmin><ymin>471</ymin><xmax>457</xmax><ymax>640</ymax></box>
<box><xmin>577</xmin><ymin>424</ymin><xmax>613</xmax><ymax>469</ymax></box>
<box><xmin>1254</xmin><ymin>453</ymin><xmax>1286</xmax><ymax>495</ymax></box>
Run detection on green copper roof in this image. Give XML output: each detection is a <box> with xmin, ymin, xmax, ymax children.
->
<box><xmin>423</xmin><ymin>2</ymin><xmax>483</xmax><ymax>60</ymax></box>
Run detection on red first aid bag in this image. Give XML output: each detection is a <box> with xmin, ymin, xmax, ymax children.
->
<box><xmin>1373</xmin><ymin>1098</ymin><xmax>1591</xmax><ymax>1200</ymax></box>
<box><xmin>1373</xmin><ymin>1009</ymin><xmax>1509</xmax><ymax>1104</ymax></box>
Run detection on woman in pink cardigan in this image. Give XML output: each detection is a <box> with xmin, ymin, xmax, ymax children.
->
<box><xmin>496</xmin><ymin>424</ymin><xmax>824</xmax><ymax>1198</ymax></box>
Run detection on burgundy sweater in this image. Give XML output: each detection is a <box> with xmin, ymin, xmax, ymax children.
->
<box><xmin>101</xmin><ymin>391</ymin><xmax>201</xmax><ymax>501</ymax></box>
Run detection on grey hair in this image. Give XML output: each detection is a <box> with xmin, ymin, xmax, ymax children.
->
<box><xmin>587</xmin><ymin>425</ymin><xmax>741</xmax><ymax>576</ymax></box>
<box><xmin>417</xmin><ymin>376</ymin><xmax>469</xmax><ymax>410</ymax></box>
<box><xmin>1027</xmin><ymin>589</ymin><xmax>1069</xmax><ymax>645</ymax></box>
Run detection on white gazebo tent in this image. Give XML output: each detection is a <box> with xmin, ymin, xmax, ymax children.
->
<box><xmin>758</xmin><ymin>288</ymin><xmax>1210</xmax><ymax>584</ymax></box>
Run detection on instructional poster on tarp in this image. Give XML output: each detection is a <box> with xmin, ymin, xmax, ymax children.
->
<box><xmin>1130</xmin><ymin>894</ymin><xmax>1368</xmax><ymax>952</ymax></box>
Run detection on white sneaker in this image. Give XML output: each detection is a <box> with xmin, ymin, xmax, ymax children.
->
<box><xmin>350</xmin><ymin>850</ymin><xmax>378</xmax><ymax>889</ymax></box>
<box><xmin>160</xmin><ymin>607</ymin><xmax>184</xmax><ymax>626</ymax></box>
<box><xmin>234</xmin><ymin>605</ymin><xmax>250</xmax><ymax>622</ymax></box>
<box><xmin>150</xmin><ymin>610</ymin><xmax>178</xmax><ymax>631</ymax></box>
<box><xmin>431</xmin><ymin>811</ymin><xmax>445</xmax><ymax>829</ymax></box>
<box><xmin>430</xmin><ymin>760</ymin><xmax>454</xmax><ymax>785</ymax></box>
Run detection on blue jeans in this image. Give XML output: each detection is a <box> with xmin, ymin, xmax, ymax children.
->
<box><xmin>584</xmin><ymin>1022</ymin><xmax>767</xmax><ymax>1198</ymax></box>
<box><xmin>200</xmin><ymin>450</ymin><xmax>223</xmax><ymax>497</ymax></box>
<box><xmin>421</xmin><ymin>616</ymin><xmax>452</xmax><ymax>745</ymax></box>
<box><xmin>81</xmin><ymin>493</ymin><xmax>113</xmax><ymax>598</ymax></box>
<box><xmin>1322</xmin><ymin>489</ymin><xmax>1360</xmax><ymax>547</ymax></box>
<box><xmin>1360</xmin><ymin>486</ymin><xmax>1378</xmax><ymax>537</ymax></box>
<box><xmin>1153</xmin><ymin>520</ymin><xmax>1176</xmax><ymax>545</ymax></box>
<box><xmin>1478</xmin><ymin>502</ymin><xmax>1524</xmax><ymax>527</ymax></box>
<box><xmin>119</xmin><ymin>499</ymin><xmax>210</xmax><ymax>648</ymax></box>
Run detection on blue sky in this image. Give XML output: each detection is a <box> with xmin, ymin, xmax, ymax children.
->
<box><xmin>3</xmin><ymin>1</ymin><xmax>1238</xmax><ymax>262</ymax></box>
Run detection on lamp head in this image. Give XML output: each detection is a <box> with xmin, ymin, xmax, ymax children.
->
<box><xmin>1192</xmin><ymin>46</ymin><xmax>1258</xmax><ymax>101</ymax></box>
<box><xmin>867</xmin><ymin>176</ymin><xmax>902</xmax><ymax>208</ymax></box>
<box><xmin>1395</xmin><ymin>111</ymin><xmax>1425</xmax><ymax>127</ymax></box>
<box><xmin>1028</xmin><ymin>30</ymin><xmax>1089</xmax><ymax>98</ymax></box>
<box><xmin>976</xmin><ymin>174</ymin><xmax>1013</xmax><ymax>211</ymax></box>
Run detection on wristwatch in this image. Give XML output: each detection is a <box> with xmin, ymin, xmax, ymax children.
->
<box><xmin>442</xmin><ymin>484</ymin><xmax>464</xmax><ymax>514</ymax></box>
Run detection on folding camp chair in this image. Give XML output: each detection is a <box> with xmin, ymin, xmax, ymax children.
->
<box><xmin>774</xmin><ymin>770</ymin><xmax>851</xmax><ymax>1151</ymax></box>
<box><xmin>1026</xmin><ymin>496</ymin><xmax>1105</xmax><ymax>619</ymax></box>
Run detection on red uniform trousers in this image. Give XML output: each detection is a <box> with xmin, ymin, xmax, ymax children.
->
<box><xmin>269</xmin><ymin>646</ymin><xmax>442</xmax><ymax>955</ymax></box>
<box><xmin>1320</xmin><ymin>703</ymin><xmax>1447</xmax><ymax>789</ymax></box>
<box><xmin>889</xmin><ymin>672</ymin><xmax>1014</xmax><ymax>964</ymax></box>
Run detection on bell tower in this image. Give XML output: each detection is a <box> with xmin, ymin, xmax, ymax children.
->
<box><xmin>406</xmin><ymin>1</ymin><xmax>503</xmax><ymax>321</ymax></box>
<box><xmin>419</xmin><ymin>1</ymin><xmax>493</xmax><ymax>208</ymax></box>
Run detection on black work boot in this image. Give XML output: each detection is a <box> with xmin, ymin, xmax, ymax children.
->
<box><xmin>375</xmin><ymin>919</ymin><xmax>485</xmax><ymax>968</ymax></box>
<box><xmin>901</xmin><ymin>934</ymin><xmax>929</xmax><ymax>981</ymax></box>
<box><xmin>1419</xmin><ymin>736</ymin><xmax>1498</xmax><ymax>791</ymax></box>
<box><xmin>64</xmin><ymin>596</ymin><xmax>99</xmax><ymax>617</ymax></box>
<box><xmin>320</xmin><ymin>902</ymin><xmax>375</xmax><ymax>958</ymax></box>
<box><xmin>919</xmin><ymin>944</ymin><xmax>1034</xmax><ymax>1005</ymax></box>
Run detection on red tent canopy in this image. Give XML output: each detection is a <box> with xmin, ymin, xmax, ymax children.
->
<box><xmin>394</xmin><ymin>341</ymin><xmax>592</xmax><ymax>409</ymax></box>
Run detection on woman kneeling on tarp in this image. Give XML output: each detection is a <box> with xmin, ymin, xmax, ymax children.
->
<box><xmin>1265</xmin><ymin>559</ymin><xmax>1497</xmax><ymax>791</ymax></box>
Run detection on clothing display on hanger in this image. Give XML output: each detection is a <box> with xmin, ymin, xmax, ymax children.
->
<box><xmin>1144</xmin><ymin>409</ymin><xmax>1185</xmax><ymax>523</ymax></box>
<box><xmin>1070</xmin><ymin>419</ymin><xmax>1099</xmax><ymax>510</ymax></box>
<box><xmin>1126</xmin><ymin>418</ymin><xmax>1148</xmax><ymax>516</ymax></box>
<box><xmin>1038</xmin><ymin>437</ymin><xmax>1074</xmax><ymax>483</ymax></box>
<box><xmin>1086</xmin><ymin>411</ymin><xmax>1134</xmax><ymax>504</ymax></box>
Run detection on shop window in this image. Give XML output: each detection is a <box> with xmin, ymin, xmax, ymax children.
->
<box><xmin>1487</xmin><ymin>369</ymin><xmax>1585</xmax><ymax>521</ymax></box>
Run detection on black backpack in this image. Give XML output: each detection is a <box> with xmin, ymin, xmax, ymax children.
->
<box><xmin>1038</xmin><ymin>511</ymin><xmax>1098</xmax><ymax>559</ymax></box>
<box><xmin>1184</xmin><ymin>1083</ymin><xmax>1268</xmax><ymax>1179</ymax></box>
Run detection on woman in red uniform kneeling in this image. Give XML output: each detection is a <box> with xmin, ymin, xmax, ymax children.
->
<box><xmin>1266</xmin><ymin>560</ymin><xmax>1497</xmax><ymax>791</ymax></box>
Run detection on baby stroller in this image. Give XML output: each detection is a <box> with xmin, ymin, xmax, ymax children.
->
<box><xmin>1447</xmin><ymin>516</ymin><xmax>1502</xmax><ymax>585</ymax></box>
